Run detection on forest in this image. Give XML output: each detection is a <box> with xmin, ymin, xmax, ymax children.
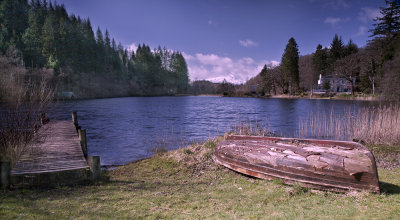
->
<box><xmin>1</xmin><ymin>0</ymin><xmax>400</xmax><ymax>101</ymax></box>
<box><xmin>0</xmin><ymin>0</ymin><xmax>189</xmax><ymax>99</ymax></box>
<box><xmin>191</xmin><ymin>0</ymin><xmax>400</xmax><ymax>101</ymax></box>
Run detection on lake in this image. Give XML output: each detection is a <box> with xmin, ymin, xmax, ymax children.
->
<box><xmin>49</xmin><ymin>96</ymin><xmax>378</xmax><ymax>165</ymax></box>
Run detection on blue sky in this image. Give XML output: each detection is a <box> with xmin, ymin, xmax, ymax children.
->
<box><xmin>56</xmin><ymin>0</ymin><xmax>383</xmax><ymax>83</ymax></box>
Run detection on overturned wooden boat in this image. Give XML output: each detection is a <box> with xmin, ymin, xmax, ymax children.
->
<box><xmin>213</xmin><ymin>135</ymin><xmax>380</xmax><ymax>193</ymax></box>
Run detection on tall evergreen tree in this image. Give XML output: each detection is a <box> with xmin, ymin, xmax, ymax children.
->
<box><xmin>257</xmin><ymin>64</ymin><xmax>274</xmax><ymax>95</ymax></box>
<box><xmin>370</xmin><ymin>0</ymin><xmax>400</xmax><ymax>39</ymax></box>
<box><xmin>23</xmin><ymin>5</ymin><xmax>45</xmax><ymax>67</ymax></box>
<box><xmin>96</xmin><ymin>27</ymin><xmax>104</xmax><ymax>47</ymax></box>
<box><xmin>330</xmin><ymin>34</ymin><xmax>344</xmax><ymax>62</ymax></box>
<box><xmin>170</xmin><ymin>52</ymin><xmax>189</xmax><ymax>93</ymax></box>
<box><xmin>344</xmin><ymin>39</ymin><xmax>358</xmax><ymax>56</ymax></box>
<box><xmin>41</xmin><ymin>13</ymin><xmax>59</xmax><ymax>68</ymax></box>
<box><xmin>0</xmin><ymin>0</ymin><xmax>28</xmax><ymax>52</ymax></box>
<box><xmin>281</xmin><ymin>37</ymin><xmax>299</xmax><ymax>94</ymax></box>
<box><xmin>95</xmin><ymin>27</ymin><xmax>105</xmax><ymax>72</ymax></box>
<box><xmin>312</xmin><ymin>44</ymin><xmax>328</xmax><ymax>82</ymax></box>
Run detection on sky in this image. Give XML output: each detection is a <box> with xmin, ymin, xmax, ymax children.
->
<box><xmin>56</xmin><ymin>0</ymin><xmax>383</xmax><ymax>84</ymax></box>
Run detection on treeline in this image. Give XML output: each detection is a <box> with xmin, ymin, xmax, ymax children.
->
<box><xmin>254</xmin><ymin>35</ymin><xmax>360</xmax><ymax>96</ymax></box>
<box><xmin>191</xmin><ymin>1</ymin><xmax>400</xmax><ymax>101</ymax></box>
<box><xmin>255</xmin><ymin>0</ymin><xmax>400</xmax><ymax>100</ymax></box>
<box><xmin>189</xmin><ymin>79</ymin><xmax>259</xmax><ymax>97</ymax></box>
<box><xmin>0</xmin><ymin>0</ymin><xmax>189</xmax><ymax>98</ymax></box>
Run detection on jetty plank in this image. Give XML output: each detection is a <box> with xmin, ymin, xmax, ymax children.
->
<box><xmin>10</xmin><ymin>121</ymin><xmax>89</xmax><ymax>175</ymax></box>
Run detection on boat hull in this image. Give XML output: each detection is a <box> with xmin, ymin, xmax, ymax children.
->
<box><xmin>213</xmin><ymin>135</ymin><xmax>380</xmax><ymax>193</ymax></box>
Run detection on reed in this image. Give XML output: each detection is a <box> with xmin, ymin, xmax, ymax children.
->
<box><xmin>231</xmin><ymin>121</ymin><xmax>276</xmax><ymax>137</ymax></box>
<box><xmin>298</xmin><ymin>103</ymin><xmax>400</xmax><ymax>145</ymax></box>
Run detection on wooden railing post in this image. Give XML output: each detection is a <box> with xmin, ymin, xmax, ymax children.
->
<box><xmin>0</xmin><ymin>161</ymin><xmax>11</xmax><ymax>189</ymax></box>
<box><xmin>88</xmin><ymin>156</ymin><xmax>101</xmax><ymax>180</ymax></box>
<box><xmin>72</xmin><ymin>111</ymin><xmax>78</xmax><ymax>128</ymax></box>
<box><xmin>40</xmin><ymin>112</ymin><xmax>49</xmax><ymax>125</ymax></box>
<box><xmin>79</xmin><ymin>129</ymin><xmax>88</xmax><ymax>159</ymax></box>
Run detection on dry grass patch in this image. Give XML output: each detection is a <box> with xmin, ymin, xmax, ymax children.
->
<box><xmin>298</xmin><ymin>104</ymin><xmax>400</xmax><ymax>145</ymax></box>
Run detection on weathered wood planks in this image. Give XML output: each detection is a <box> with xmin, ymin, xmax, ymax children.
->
<box><xmin>213</xmin><ymin>135</ymin><xmax>380</xmax><ymax>193</ymax></box>
<box><xmin>10</xmin><ymin>121</ymin><xmax>89</xmax><ymax>176</ymax></box>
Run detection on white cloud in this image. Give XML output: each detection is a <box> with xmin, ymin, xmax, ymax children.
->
<box><xmin>127</xmin><ymin>43</ymin><xmax>138</xmax><ymax>53</ymax></box>
<box><xmin>324</xmin><ymin>17</ymin><xmax>350</xmax><ymax>27</ymax></box>
<box><xmin>181</xmin><ymin>52</ymin><xmax>195</xmax><ymax>61</ymax></box>
<box><xmin>270</xmin><ymin>60</ymin><xmax>280</xmax><ymax>66</ymax></box>
<box><xmin>182</xmin><ymin>52</ymin><xmax>279</xmax><ymax>84</ymax></box>
<box><xmin>324</xmin><ymin>17</ymin><xmax>342</xmax><ymax>26</ymax></box>
<box><xmin>239</xmin><ymin>39</ymin><xmax>258</xmax><ymax>47</ymax></box>
<box><xmin>125</xmin><ymin>44</ymin><xmax>278</xmax><ymax>84</ymax></box>
<box><xmin>354</xmin><ymin>26</ymin><xmax>368</xmax><ymax>37</ymax></box>
<box><xmin>358</xmin><ymin>7</ymin><xmax>381</xmax><ymax>23</ymax></box>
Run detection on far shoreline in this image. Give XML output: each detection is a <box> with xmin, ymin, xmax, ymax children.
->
<box><xmin>51</xmin><ymin>92</ymin><xmax>383</xmax><ymax>102</ymax></box>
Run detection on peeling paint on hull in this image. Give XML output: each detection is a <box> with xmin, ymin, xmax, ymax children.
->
<box><xmin>213</xmin><ymin>135</ymin><xmax>380</xmax><ymax>193</ymax></box>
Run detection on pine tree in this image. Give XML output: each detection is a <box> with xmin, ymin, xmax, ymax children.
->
<box><xmin>41</xmin><ymin>13</ymin><xmax>59</xmax><ymax>69</ymax></box>
<box><xmin>344</xmin><ymin>39</ymin><xmax>358</xmax><ymax>57</ymax></box>
<box><xmin>257</xmin><ymin>64</ymin><xmax>274</xmax><ymax>95</ymax></box>
<box><xmin>170</xmin><ymin>52</ymin><xmax>189</xmax><ymax>93</ymax></box>
<box><xmin>96</xmin><ymin>27</ymin><xmax>104</xmax><ymax>48</ymax></box>
<box><xmin>281</xmin><ymin>37</ymin><xmax>299</xmax><ymax>94</ymax></box>
<box><xmin>0</xmin><ymin>0</ymin><xmax>29</xmax><ymax>53</ymax></box>
<box><xmin>330</xmin><ymin>34</ymin><xmax>344</xmax><ymax>62</ymax></box>
<box><xmin>104</xmin><ymin>29</ymin><xmax>111</xmax><ymax>54</ymax></box>
<box><xmin>312</xmin><ymin>44</ymin><xmax>328</xmax><ymax>82</ymax></box>
<box><xmin>79</xmin><ymin>18</ymin><xmax>97</xmax><ymax>72</ymax></box>
<box><xmin>95</xmin><ymin>27</ymin><xmax>105</xmax><ymax>72</ymax></box>
<box><xmin>23</xmin><ymin>6</ymin><xmax>45</xmax><ymax>67</ymax></box>
<box><xmin>370</xmin><ymin>0</ymin><xmax>400</xmax><ymax>39</ymax></box>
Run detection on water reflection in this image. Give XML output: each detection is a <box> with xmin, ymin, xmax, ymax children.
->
<box><xmin>48</xmin><ymin>96</ymin><xmax>378</xmax><ymax>165</ymax></box>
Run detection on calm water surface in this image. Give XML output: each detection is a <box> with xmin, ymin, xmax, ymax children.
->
<box><xmin>49</xmin><ymin>96</ymin><xmax>378</xmax><ymax>165</ymax></box>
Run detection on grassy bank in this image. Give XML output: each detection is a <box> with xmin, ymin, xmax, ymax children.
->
<box><xmin>269</xmin><ymin>93</ymin><xmax>379</xmax><ymax>101</ymax></box>
<box><xmin>1</xmin><ymin>138</ymin><xmax>400</xmax><ymax>219</ymax></box>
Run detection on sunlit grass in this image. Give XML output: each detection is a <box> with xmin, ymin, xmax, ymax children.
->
<box><xmin>1</xmin><ymin>138</ymin><xmax>400</xmax><ymax>219</ymax></box>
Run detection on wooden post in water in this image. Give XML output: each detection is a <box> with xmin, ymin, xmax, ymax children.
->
<box><xmin>88</xmin><ymin>156</ymin><xmax>101</xmax><ymax>180</ymax></box>
<box><xmin>0</xmin><ymin>162</ymin><xmax>10</xmax><ymax>189</ymax></box>
<box><xmin>72</xmin><ymin>111</ymin><xmax>78</xmax><ymax>128</ymax></box>
<box><xmin>79</xmin><ymin>129</ymin><xmax>88</xmax><ymax>159</ymax></box>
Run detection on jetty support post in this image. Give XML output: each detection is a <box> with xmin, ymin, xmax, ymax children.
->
<box><xmin>88</xmin><ymin>156</ymin><xmax>101</xmax><ymax>180</ymax></box>
<box><xmin>0</xmin><ymin>161</ymin><xmax>11</xmax><ymax>189</ymax></box>
<box><xmin>72</xmin><ymin>111</ymin><xmax>79</xmax><ymax>130</ymax></box>
<box><xmin>79</xmin><ymin>129</ymin><xmax>88</xmax><ymax>159</ymax></box>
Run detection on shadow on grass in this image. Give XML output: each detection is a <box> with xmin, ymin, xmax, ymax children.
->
<box><xmin>380</xmin><ymin>181</ymin><xmax>400</xmax><ymax>194</ymax></box>
<box><xmin>3</xmin><ymin>178</ymin><xmax>152</xmax><ymax>199</ymax></box>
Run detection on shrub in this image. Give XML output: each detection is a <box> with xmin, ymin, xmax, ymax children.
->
<box><xmin>0</xmin><ymin>56</ymin><xmax>54</xmax><ymax>166</ymax></box>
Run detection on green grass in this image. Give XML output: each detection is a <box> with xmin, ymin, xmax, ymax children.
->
<box><xmin>367</xmin><ymin>144</ymin><xmax>400</xmax><ymax>169</ymax></box>
<box><xmin>1</xmin><ymin>139</ymin><xmax>400</xmax><ymax>219</ymax></box>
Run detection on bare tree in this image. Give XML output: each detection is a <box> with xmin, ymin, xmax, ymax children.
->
<box><xmin>299</xmin><ymin>54</ymin><xmax>315</xmax><ymax>92</ymax></box>
<box><xmin>381</xmin><ymin>51</ymin><xmax>400</xmax><ymax>101</ymax></box>
<box><xmin>333</xmin><ymin>53</ymin><xmax>361</xmax><ymax>95</ymax></box>
<box><xmin>0</xmin><ymin>55</ymin><xmax>55</xmax><ymax>166</ymax></box>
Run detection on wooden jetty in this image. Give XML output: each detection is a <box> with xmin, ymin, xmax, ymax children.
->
<box><xmin>213</xmin><ymin>135</ymin><xmax>380</xmax><ymax>193</ymax></box>
<box><xmin>0</xmin><ymin>112</ymin><xmax>100</xmax><ymax>188</ymax></box>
